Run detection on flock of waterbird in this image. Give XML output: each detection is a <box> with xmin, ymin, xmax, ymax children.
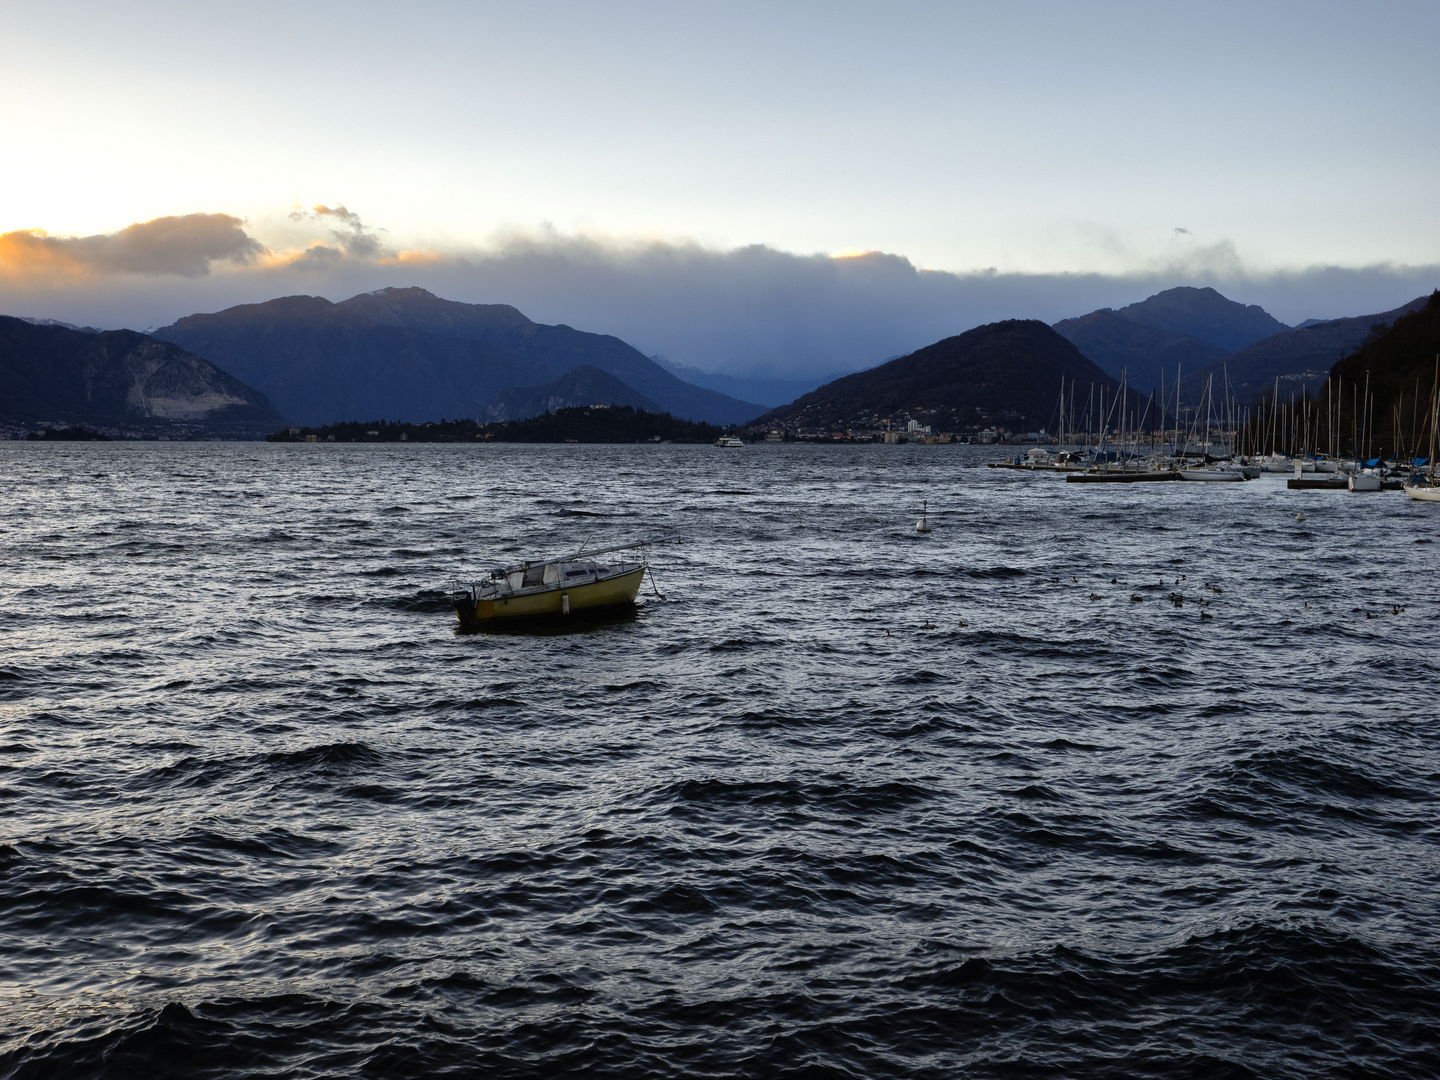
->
<box><xmin>898</xmin><ymin>500</ymin><xmax>1404</xmax><ymax>630</ymax></box>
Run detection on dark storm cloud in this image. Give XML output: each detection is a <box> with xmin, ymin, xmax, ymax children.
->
<box><xmin>394</xmin><ymin>234</ymin><xmax>1439</xmax><ymax>377</ymax></box>
<box><xmin>4</xmin><ymin>226</ymin><xmax>1435</xmax><ymax>379</ymax></box>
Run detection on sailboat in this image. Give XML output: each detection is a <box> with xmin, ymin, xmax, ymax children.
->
<box><xmin>451</xmin><ymin>535</ymin><xmax>676</xmax><ymax>626</ymax></box>
<box><xmin>1178</xmin><ymin>375</ymin><xmax>1245</xmax><ymax>480</ymax></box>
<box><xmin>1404</xmin><ymin>356</ymin><xmax>1440</xmax><ymax>501</ymax></box>
<box><xmin>1349</xmin><ymin>369</ymin><xmax>1382</xmax><ymax>492</ymax></box>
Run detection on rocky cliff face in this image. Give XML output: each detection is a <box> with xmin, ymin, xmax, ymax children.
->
<box><xmin>0</xmin><ymin>317</ymin><xmax>286</xmax><ymax>436</ymax></box>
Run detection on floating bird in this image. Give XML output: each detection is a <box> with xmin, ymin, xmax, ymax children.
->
<box><xmin>1131</xmin><ymin>594</ymin><xmax>1143</xmax><ymax>602</ymax></box>
<box><xmin>1090</xmin><ymin>592</ymin><xmax>1101</xmax><ymax>600</ymax></box>
<box><xmin>1201</xmin><ymin>610</ymin><xmax>1213</xmax><ymax>620</ymax></box>
<box><xmin>1110</xmin><ymin>577</ymin><xmax>1118</xmax><ymax>584</ymax></box>
<box><xmin>957</xmin><ymin>620</ymin><xmax>967</xmax><ymax>628</ymax></box>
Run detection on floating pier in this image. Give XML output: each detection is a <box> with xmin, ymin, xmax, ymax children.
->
<box><xmin>1066</xmin><ymin>471</ymin><xmax>1180</xmax><ymax>484</ymax></box>
<box><xmin>1285</xmin><ymin>476</ymin><xmax>1405</xmax><ymax>492</ymax></box>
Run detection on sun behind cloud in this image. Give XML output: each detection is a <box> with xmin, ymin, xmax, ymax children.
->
<box><xmin>0</xmin><ymin>214</ymin><xmax>265</xmax><ymax>283</ymax></box>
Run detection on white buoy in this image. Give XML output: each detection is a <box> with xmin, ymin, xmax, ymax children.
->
<box><xmin>1295</xmin><ymin>511</ymin><xmax>1306</xmax><ymax>522</ymax></box>
<box><xmin>915</xmin><ymin>500</ymin><xmax>933</xmax><ymax>534</ymax></box>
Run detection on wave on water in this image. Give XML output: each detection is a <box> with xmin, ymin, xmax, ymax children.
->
<box><xmin>1</xmin><ymin>442</ymin><xmax>1437</xmax><ymax>1079</ymax></box>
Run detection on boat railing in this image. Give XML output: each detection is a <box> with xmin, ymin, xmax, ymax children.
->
<box><xmin>466</xmin><ymin>533</ymin><xmax>681</xmax><ymax>581</ymax></box>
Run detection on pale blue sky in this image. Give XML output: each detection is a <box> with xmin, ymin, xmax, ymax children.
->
<box><xmin>5</xmin><ymin>0</ymin><xmax>1437</xmax><ymax>272</ymax></box>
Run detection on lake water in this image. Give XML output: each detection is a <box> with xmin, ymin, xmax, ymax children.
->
<box><xmin>2</xmin><ymin>442</ymin><xmax>1437</xmax><ymax>1078</ymax></box>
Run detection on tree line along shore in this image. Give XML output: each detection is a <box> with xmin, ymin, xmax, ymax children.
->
<box><xmin>264</xmin><ymin>407</ymin><xmax>726</xmax><ymax>444</ymax></box>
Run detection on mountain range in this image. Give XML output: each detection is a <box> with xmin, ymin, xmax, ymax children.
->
<box><xmin>1053</xmin><ymin>285</ymin><xmax>1431</xmax><ymax>405</ymax></box>
<box><xmin>1328</xmin><ymin>291</ymin><xmax>1440</xmax><ymax>457</ymax></box>
<box><xmin>485</xmin><ymin>365</ymin><xmax>661</xmax><ymax>421</ymax></box>
<box><xmin>0</xmin><ymin>316</ymin><xmax>284</xmax><ymax>435</ymax></box>
<box><xmin>754</xmin><ymin>319</ymin><xmax>1132</xmax><ymax>434</ymax></box>
<box><xmin>1053</xmin><ymin>287</ymin><xmax>1283</xmax><ymax>394</ymax></box>
<box><xmin>155</xmin><ymin>288</ymin><xmax>765</xmax><ymax>427</ymax></box>
<box><xmin>6</xmin><ymin>282</ymin><xmax>1435</xmax><ymax>440</ymax></box>
<box><xmin>1221</xmin><ymin>295</ymin><xmax>1430</xmax><ymax>401</ymax></box>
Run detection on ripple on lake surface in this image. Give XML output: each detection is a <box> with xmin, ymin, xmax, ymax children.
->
<box><xmin>2</xmin><ymin>442</ymin><xmax>1438</xmax><ymax>1078</ymax></box>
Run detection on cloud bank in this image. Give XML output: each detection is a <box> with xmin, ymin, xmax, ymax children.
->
<box><xmin>1</xmin><ymin>212</ymin><xmax>1436</xmax><ymax>379</ymax></box>
<box><xmin>0</xmin><ymin>213</ymin><xmax>264</xmax><ymax>282</ymax></box>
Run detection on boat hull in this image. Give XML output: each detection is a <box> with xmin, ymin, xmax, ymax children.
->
<box><xmin>1403</xmin><ymin>483</ymin><xmax>1440</xmax><ymax>501</ymax></box>
<box><xmin>1179</xmin><ymin>469</ymin><xmax>1244</xmax><ymax>481</ymax></box>
<box><xmin>458</xmin><ymin>566</ymin><xmax>646</xmax><ymax>625</ymax></box>
<box><xmin>1348</xmin><ymin>474</ymin><xmax>1381</xmax><ymax>492</ymax></box>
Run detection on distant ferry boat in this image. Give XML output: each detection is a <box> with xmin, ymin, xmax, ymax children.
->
<box><xmin>715</xmin><ymin>436</ymin><xmax>744</xmax><ymax>447</ymax></box>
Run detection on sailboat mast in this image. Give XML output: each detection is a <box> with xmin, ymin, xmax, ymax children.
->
<box><xmin>1429</xmin><ymin>356</ymin><xmax>1438</xmax><ymax>482</ymax></box>
<box><xmin>1362</xmin><ymin>371</ymin><xmax>1371</xmax><ymax>465</ymax></box>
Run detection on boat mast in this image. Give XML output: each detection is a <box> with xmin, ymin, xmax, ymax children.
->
<box><xmin>1175</xmin><ymin>362</ymin><xmax>1182</xmax><ymax>458</ymax></box>
<box><xmin>1362</xmin><ymin>370</ymin><xmax>1371</xmax><ymax>465</ymax></box>
<box><xmin>1429</xmin><ymin>356</ymin><xmax>1439</xmax><ymax>483</ymax></box>
<box><xmin>1204</xmin><ymin>375</ymin><xmax>1212</xmax><ymax>460</ymax></box>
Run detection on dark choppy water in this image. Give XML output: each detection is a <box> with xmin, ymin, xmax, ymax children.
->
<box><xmin>2</xmin><ymin>442</ymin><xmax>1438</xmax><ymax>1079</ymax></box>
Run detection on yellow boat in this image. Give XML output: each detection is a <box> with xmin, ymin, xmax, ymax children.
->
<box><xmin>451</xmin><ymin>536</ymin><xmax>674</xmax><ymax>627</ymax></box>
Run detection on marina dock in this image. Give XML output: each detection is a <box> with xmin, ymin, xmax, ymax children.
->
<box><xmin>1066</xmin><ymin>471</ymin><xmax>1181</xmax><ymax>483</ymax></box>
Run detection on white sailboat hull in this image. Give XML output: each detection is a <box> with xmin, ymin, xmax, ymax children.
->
<box><xmin>1179</xmin><ymin>469</ymin><xmax>1244</xmax><ymax>482</ymax></box>
<box><xmin>1403</xmin><ymin>483</ymin><xmax>1440</xmax><ymax>501</ymax></box>
<box><xmin>1348</xmin><ymin>474</ymin><xmax>1381</xmax><ymax>492</ymax></box>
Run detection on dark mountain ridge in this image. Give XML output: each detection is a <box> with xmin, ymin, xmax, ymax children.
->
<box><xmin>1054</xmin><ymin>286</ymin><xmax>1289</xmax><ymax>395</ymax></box>
<box><xmin>755</xmin><ymin>319</ymin><xmax>1135</xmax><ymax>434</ymax></box>
<box><xmin>1051</xmin><ymin>309</ymin><xmax>1228</xmax><ymax>395</ymax></box>
<box><xmin>1328</xmin><ymin>291</ymin><xmax>1440</xmax><ymax>457</ymax></box>
<box><xmin>485</xmin><ymin>365</ymin><xmax>661</xmax><ymax>421</ymax></box>
<box><xmin>155</xmin><ymin>295</ymin><xmax>556</xmax><ymax>427</ymax></box>
<box><xmin>1113</xmin><ymin>286</ymin><xmax>1287</xmax><ymax>352</ymax></box>
<box><xmin>336</xmin><ymin>287</ymin><xmax>764</xmax><ymax>424</ymax></box>
<box><xmin>1220</xmin><ymin>295</ymin><xmax>1430</xmax><ymax>401</ymax></box>
<box><xmin>0</xmin><ymin>316</ymin><xmax>285</xmax><ymax>436</ymax></box>
<box><xmin>155</xmin><ymin>288</ymin><xmax>763</xmax><ymax>427</ymax></box>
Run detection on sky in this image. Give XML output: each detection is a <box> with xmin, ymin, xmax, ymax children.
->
<box><xmin>2</xmin><ymin>0</ymin><xmax>1437</xmax><ymax>375</ymax></box>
